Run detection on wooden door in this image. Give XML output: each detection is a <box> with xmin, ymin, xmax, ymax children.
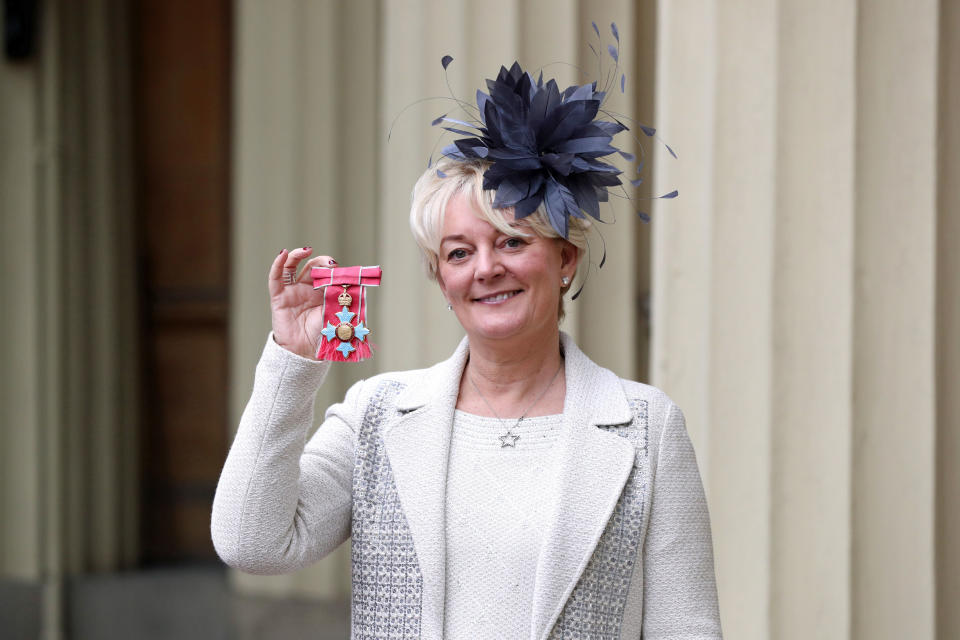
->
<box><xmin>133</xmin><ymin>0</ymin><xmax>232</xmax><ymax>563</ymax></box>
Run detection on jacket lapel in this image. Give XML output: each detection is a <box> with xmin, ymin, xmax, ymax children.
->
<box><xmin>382</xmin><ymin>336</ymin><xmax>469</xmax><ymax>640</ymax></box>
<box><xmin>530</xmin><ymin>334</ymin><xmax>636</xmax><ymax>640</ymax></box>
<box><xmin>379</xmin><ymin>333</ymin><xmax>635</xmax><ymax>640</ymax></box>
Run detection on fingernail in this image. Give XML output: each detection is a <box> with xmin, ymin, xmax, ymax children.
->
<box><xmin>329</xmin><ymin>259</ymin><xmax>337</xmax><ymax>266</ymax></box>
<box><xmin>303</xmin><ymin>246</ymin><xmax>310</xmax><ymax>250</ymax></box>
<box><xmin>279</xmin><ymin>249</ymin><xmax>285</xmax><ymax>254</ymax></box>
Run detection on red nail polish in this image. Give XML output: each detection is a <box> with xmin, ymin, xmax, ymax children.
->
<box><xmin>329</xmin><ymin>259</ymin><xmax>337</xmax><ymax>266</ymax></box>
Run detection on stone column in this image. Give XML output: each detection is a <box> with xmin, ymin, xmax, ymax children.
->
<box><xmin>852</xmin><ymin>2</ymin><xmax>938</xmax><ymax>638</ymax></box>
<box><xmin>936</xmin><ymin>3</ymin><xmax>960</xmax><ymax>638</ymax></box>
<box><xmin>654</xmin><ymin>2</ymin><xmax>779</xmax><ymax>636</ymax></box>
<box><xmin>0</xmin><ymin>0</ymin><xmax>138</xmax><ymax>636</ymax></box>
<box><xmin>654</xmin><ymin>1</ymin><xmax>947</xmax><ymax>638</ymax></box>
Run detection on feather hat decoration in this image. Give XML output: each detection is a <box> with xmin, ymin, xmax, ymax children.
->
<box><xmin>440</xmin><ymin>63</ymin><xmax>625</xmax><ymax>239</ymax></box>
<box><xmin>423</xmin><ymin>22</ymin><xmax>678</xmax><ymax>241</ymax></box>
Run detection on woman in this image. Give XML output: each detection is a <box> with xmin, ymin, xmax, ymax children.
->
<box><xmin>212</xmin><ymin>59</ymin><xmax>722</xmax><ymax>640</ymax></box>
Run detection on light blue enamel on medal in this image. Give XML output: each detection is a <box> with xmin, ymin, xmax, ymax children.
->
<box><xmin>322</xmin><ymin>305</ymin><xmax>370</xmax><ymax>358</ymax></box>
<box><xmin>354</xmin><ymin>322</ymin><xmax>370</xmax><ymax>342</ymax></box>
<box><xmin>321</xmin><ymin>323</ymin><xmax>338</xmax><ymax>342</ymax></box>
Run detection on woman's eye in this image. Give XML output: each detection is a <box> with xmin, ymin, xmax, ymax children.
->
<box><xmin>447</xmin><ymin>248</ymin><xmax>468</xmax><ymax>260</ymax></box>
<box><xmin>504</xmin><ymin>237</ymin><xmax>525</xmax><ymax>249</ymax></box>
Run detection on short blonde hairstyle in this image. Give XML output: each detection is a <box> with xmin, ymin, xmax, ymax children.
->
<box><xmin>409</xmin><ymin>159</ymin><xmax>591</xmax><ymax>322</ymax></box>
<box><xmin>409</xmin><ymin>158</ymin><xmax>590</xmax><ymax>282</ymax></box>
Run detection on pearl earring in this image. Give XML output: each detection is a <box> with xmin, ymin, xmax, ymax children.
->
<box><xmin>447</xmin><ymin>303</ymin><xmax>452</xmax><ymax>310</ymax></box>
<box><xmin>561</xmin><ymin>276</ymin><xmax>570</xmax><ymax>286</ymax></box>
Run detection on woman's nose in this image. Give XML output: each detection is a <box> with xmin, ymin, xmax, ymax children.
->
<box><xmin>474</xmin><ymin>247</ymin><xmax>504</xmax><ymax>280</ymax></box>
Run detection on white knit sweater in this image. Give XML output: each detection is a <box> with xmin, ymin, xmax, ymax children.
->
<box><xmin>444</xmin><ymin>411</ymin><xmax>564</xmax><ymax>639</ymax></box>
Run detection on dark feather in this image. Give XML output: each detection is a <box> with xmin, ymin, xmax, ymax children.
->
<box><xmin>440</xmin><ymin>143</ymin><xmax>466</xmax><ymax>160</ymax></box>
<box><xmin>431</xmin><ymin>29</ymin><xmax>678</xmax><ymax>241</ymax></box>
<box><xmin>543</xmin><ymin>179</ymin><xmax>577</xmax><ymax>237</ymax></box>
<box><xmin>540</xmin><ymin>152</ymin><xmax>575</xmax><ymax>175</ymax></box>
<box><xmin>493</xmin><ymin>176</ymin><xmax>531</xmax><ymax>207</ymax></box>
<box><xmin>477</xmin><ymin>90</ymin><xmax>490</xmax><ymax>123</ymax></box>
<box><xmin>512</xmin><ymin>192</ymin><xmax>544</xmax><ymax>217</ymax></box>
<box><xmin>443</xmin><ymin>126</ymin><xmax>479</xmax><ymax>137</ymax></box>
<box><xmin>554</xmin><ymin>136</ymin><xmax>615</xmax><ymax>154</ymax></box>
<box><xmin>441</xmin><ymin>116</ymin><xmax>478</xmax><ymax>129</ymax></box>
<box><xmin>567</xmin><ymin>174</ymin><xmax>601</xmax><ymax>220</ymax></box>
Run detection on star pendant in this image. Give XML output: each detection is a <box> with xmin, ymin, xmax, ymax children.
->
<box><xmin>499</xmin><ymin>430</ymin><xmax>520</xmax><ymax>448</ymax></box>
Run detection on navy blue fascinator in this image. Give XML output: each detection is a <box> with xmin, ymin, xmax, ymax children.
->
<box><xmin>422</xmin><ymin>22</ymin><xmax>677</xmax><ymax>241</ymax></box>
<box><xmin>441</xmin><ymin>62</ymin><xmax>625</xmax><ymax>239</ymax></box>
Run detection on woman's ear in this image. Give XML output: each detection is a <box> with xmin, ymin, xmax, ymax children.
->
<box><xmin>558</xmin><ymin>239</ymin><xmax>580</xmax><ymax>278</ymax></box>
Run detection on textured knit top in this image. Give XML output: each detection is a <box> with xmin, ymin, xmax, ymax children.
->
<box><xmin>444</xmin><ymin>411</ymin><xmax>564</xmax><ymax>639</ymax></box>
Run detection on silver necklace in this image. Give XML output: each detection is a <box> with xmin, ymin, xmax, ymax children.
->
<box><xmin>468</xmin><ymin>360</ymin><xmax>564</xmax><ymax>448</ymax></box>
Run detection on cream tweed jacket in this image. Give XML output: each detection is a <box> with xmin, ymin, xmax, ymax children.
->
<box><xmin>211</xmin><ymin>332</ymin><xmax>722</xmax><ymax>640</ymax></box>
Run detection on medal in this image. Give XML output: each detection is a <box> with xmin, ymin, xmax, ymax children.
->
<box><xmin>311</xmin><ymin>265</ymin><xmax>382</xmax><ymax>362</ymax></box>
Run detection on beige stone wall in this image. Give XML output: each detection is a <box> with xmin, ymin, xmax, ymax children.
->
<box><xmin>2</xmin><ymin>0</ymin><xmax>956</xmax><ymax>638</ymax></box>
<box><xmin>654</xmin><ymin>1</ymin><xmax>957</xmax><ymax>638</ymax></box>
<box><xmin>0</xmin><ymin>0</ymin><xmax>139</xmax><ymax>636</ymax></box>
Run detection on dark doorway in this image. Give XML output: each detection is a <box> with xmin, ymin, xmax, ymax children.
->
<box><xmin>133</xmin><ymin>0</ymin><xmax>232</xmax><ymax>563</ymax></box>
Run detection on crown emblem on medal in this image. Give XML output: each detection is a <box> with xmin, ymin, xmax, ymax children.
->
<box><xmin>312</xmin><ymin>266</ymin><xmax>382</xmax><ymax>361</ymax></box>
<box><xmin>337</xmin><ymin>285</ymin><xmax>352</xmax><ymax>307</ymax></box>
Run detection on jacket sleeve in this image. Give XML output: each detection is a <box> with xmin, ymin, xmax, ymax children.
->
<box><xmin>641</xmin><ymin>401</ymin><xmax>723</xmax><ymax>639</ymax></box>
<box><xmin>210</xmin><ymin>333</ymin><xmax>362</xmax><ymax>575</ymax></box>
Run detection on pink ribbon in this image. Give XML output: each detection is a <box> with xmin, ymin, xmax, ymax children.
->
<box><xmin>311</xmin><ymin>266</ymin><xmax>382</xmax><ymax>362</ymax></box>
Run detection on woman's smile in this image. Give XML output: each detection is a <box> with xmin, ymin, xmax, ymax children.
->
<box><xmin>436</xmin><ymin>192</ymin><xmax>578</xmax><ymax>344</ymax></box>
<box><xmin>473</xmin><ymin>289</ymin><xmax>523</xmax><ymax>304</ymax></box>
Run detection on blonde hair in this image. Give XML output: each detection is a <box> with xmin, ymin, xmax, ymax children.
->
<box><xmin>410</xmin><ymin>158</ymin><xmax>590</xmax><ymax>276</ymax></box>
<box><xmin>409</xmin><ymin>159</ymin><xmax>591</xmax><ymax>322</ymax></box>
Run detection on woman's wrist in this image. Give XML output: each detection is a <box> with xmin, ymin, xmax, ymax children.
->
<box><xmin>271</xmin><ymin>332</ymin><xmax>319</xmax><ymax>361</ymax></box>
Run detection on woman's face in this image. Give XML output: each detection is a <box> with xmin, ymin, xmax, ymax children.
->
<box><xmin>437</xmin><ymin>192</ymin><xmax>578</xmax><ymax>344</ymax></box>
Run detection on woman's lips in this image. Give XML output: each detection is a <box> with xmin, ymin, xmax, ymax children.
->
<box><xmin>473</xmin><ymin>290</ymin><xmax>523</xmax><ymax>304</ymax></box>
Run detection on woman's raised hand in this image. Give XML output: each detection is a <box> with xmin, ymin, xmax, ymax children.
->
<box><xmin>268</xmin><ymin>248</ymin><xmax>336</xmax><ymax>359</ymax></box>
